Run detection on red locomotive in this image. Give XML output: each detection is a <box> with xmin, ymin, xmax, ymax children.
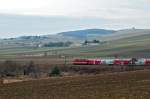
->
<box><xmin>73</xmin><ymin>59</ymin><xmax>89</xmax><ymax>65</ymax></box>
<box><xmin>73</xmin><ymin>59</ymin><xmax>101</xmax><ymax>65</ymax></box>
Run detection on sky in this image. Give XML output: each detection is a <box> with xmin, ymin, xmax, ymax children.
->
<box><xmin>0</xmin><ymin>0</ymin><xmax>150</xmax><ymax>38</ymax></box>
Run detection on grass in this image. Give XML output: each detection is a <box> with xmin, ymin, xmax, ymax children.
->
<box><xmin>1</xmin><ymin>70</ymin><xmax>150</xmax><ymax>99</ymax></box>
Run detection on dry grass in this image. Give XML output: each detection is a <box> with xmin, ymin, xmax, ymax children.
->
<box><xmin>0</xmin><ymin>70</ymin><xmax>150</xmax><ymax>99</ymax></box>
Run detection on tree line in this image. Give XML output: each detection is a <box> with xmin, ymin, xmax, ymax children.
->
<box><xmin>0</xmin><ymin>60</ymin><xmax>62</xmax><ymax>78</ymax></box>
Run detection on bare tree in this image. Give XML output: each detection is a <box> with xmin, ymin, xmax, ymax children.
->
<box><xmin>1</xmin><ymin>60</ymin><xmax>23</xmax><ymax>77</ymax></box>
<box><xmin>24</xmin><ymin>61</ymin><xmax>40</xmax><ymax>78</ymax></box>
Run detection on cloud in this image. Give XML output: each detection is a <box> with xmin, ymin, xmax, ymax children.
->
<box><xmin>0</xmin><ymin>0</ymin><xmax>149</xmax><ymax>38</ymax></box>
<box><xmin>0</xmin><ymin>0</ymin><xmax>149</xmax><ymax>17</ymax></box>
<box><xmin>0</xmin><ymin>0</ymin><xmax>149</xmax><ymax>21</ymax></box>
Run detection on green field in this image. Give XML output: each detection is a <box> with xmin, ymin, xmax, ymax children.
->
<box><xmin>52</xmin><ymin>34</ymin><xmax>150</xmax><ymax>58</ymax></box>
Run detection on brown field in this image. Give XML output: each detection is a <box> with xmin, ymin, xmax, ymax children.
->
<box><xmin>1</xmin><ymin>70</ymin><xmax>150</xmax><ymax>99</ymax></box>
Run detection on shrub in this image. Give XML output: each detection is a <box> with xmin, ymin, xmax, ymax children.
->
<box><xmin>49</xmin><ymin>67</ymin><xmax>61</xmax><ymax>76</ymax></box>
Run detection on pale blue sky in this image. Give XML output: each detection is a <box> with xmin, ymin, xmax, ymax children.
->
<box><xmin>0</xmin><ymin>0</ymin><xmax>150</xmax><ymax>38</ymax></box>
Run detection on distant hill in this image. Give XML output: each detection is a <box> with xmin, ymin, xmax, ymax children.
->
<box><xmin>96</xmin><ymin>29</ymin><xmax>150</xmax><ymax>41</ymax></box>
<box><xmin>2</xmin><ymin>29</ymin><xmax>150</xmax><ymax>42</ymax></box>
<box><xmin>11</xmin><ymin>29</ymin><xmax>115</xmax><ymax>42</ymax></box>
<box><xmin>58</xmin><ymin>29</ymin><xmax>115</xmax><ymax>39</ymax></box>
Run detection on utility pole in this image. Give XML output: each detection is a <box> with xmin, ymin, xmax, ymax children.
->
<box><xmin>61</xmin><ymin>55</ymin><xmax>67</xmax><ymax>67</ymax></box>
<box><xmin>64</xmin><ymin>56</ymin><xmax>67</xmax><ymax>67</ymax></box>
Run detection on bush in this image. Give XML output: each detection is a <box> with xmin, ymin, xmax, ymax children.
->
<box><xmin>49</xmin><ymin>67</ymin><xmax>61</xmax><ymax>76</ymax></box>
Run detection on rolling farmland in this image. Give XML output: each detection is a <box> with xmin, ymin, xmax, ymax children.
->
<box><xmin>0</xmin><ymin>30</ymin><xmax>149</xmax><ymax>59</ymax></box>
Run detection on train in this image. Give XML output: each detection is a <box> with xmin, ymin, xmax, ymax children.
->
<box><xmin>73</xmin><ymin>58</ymin><xmax>150</xmax><ymax>66</ymax></box>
